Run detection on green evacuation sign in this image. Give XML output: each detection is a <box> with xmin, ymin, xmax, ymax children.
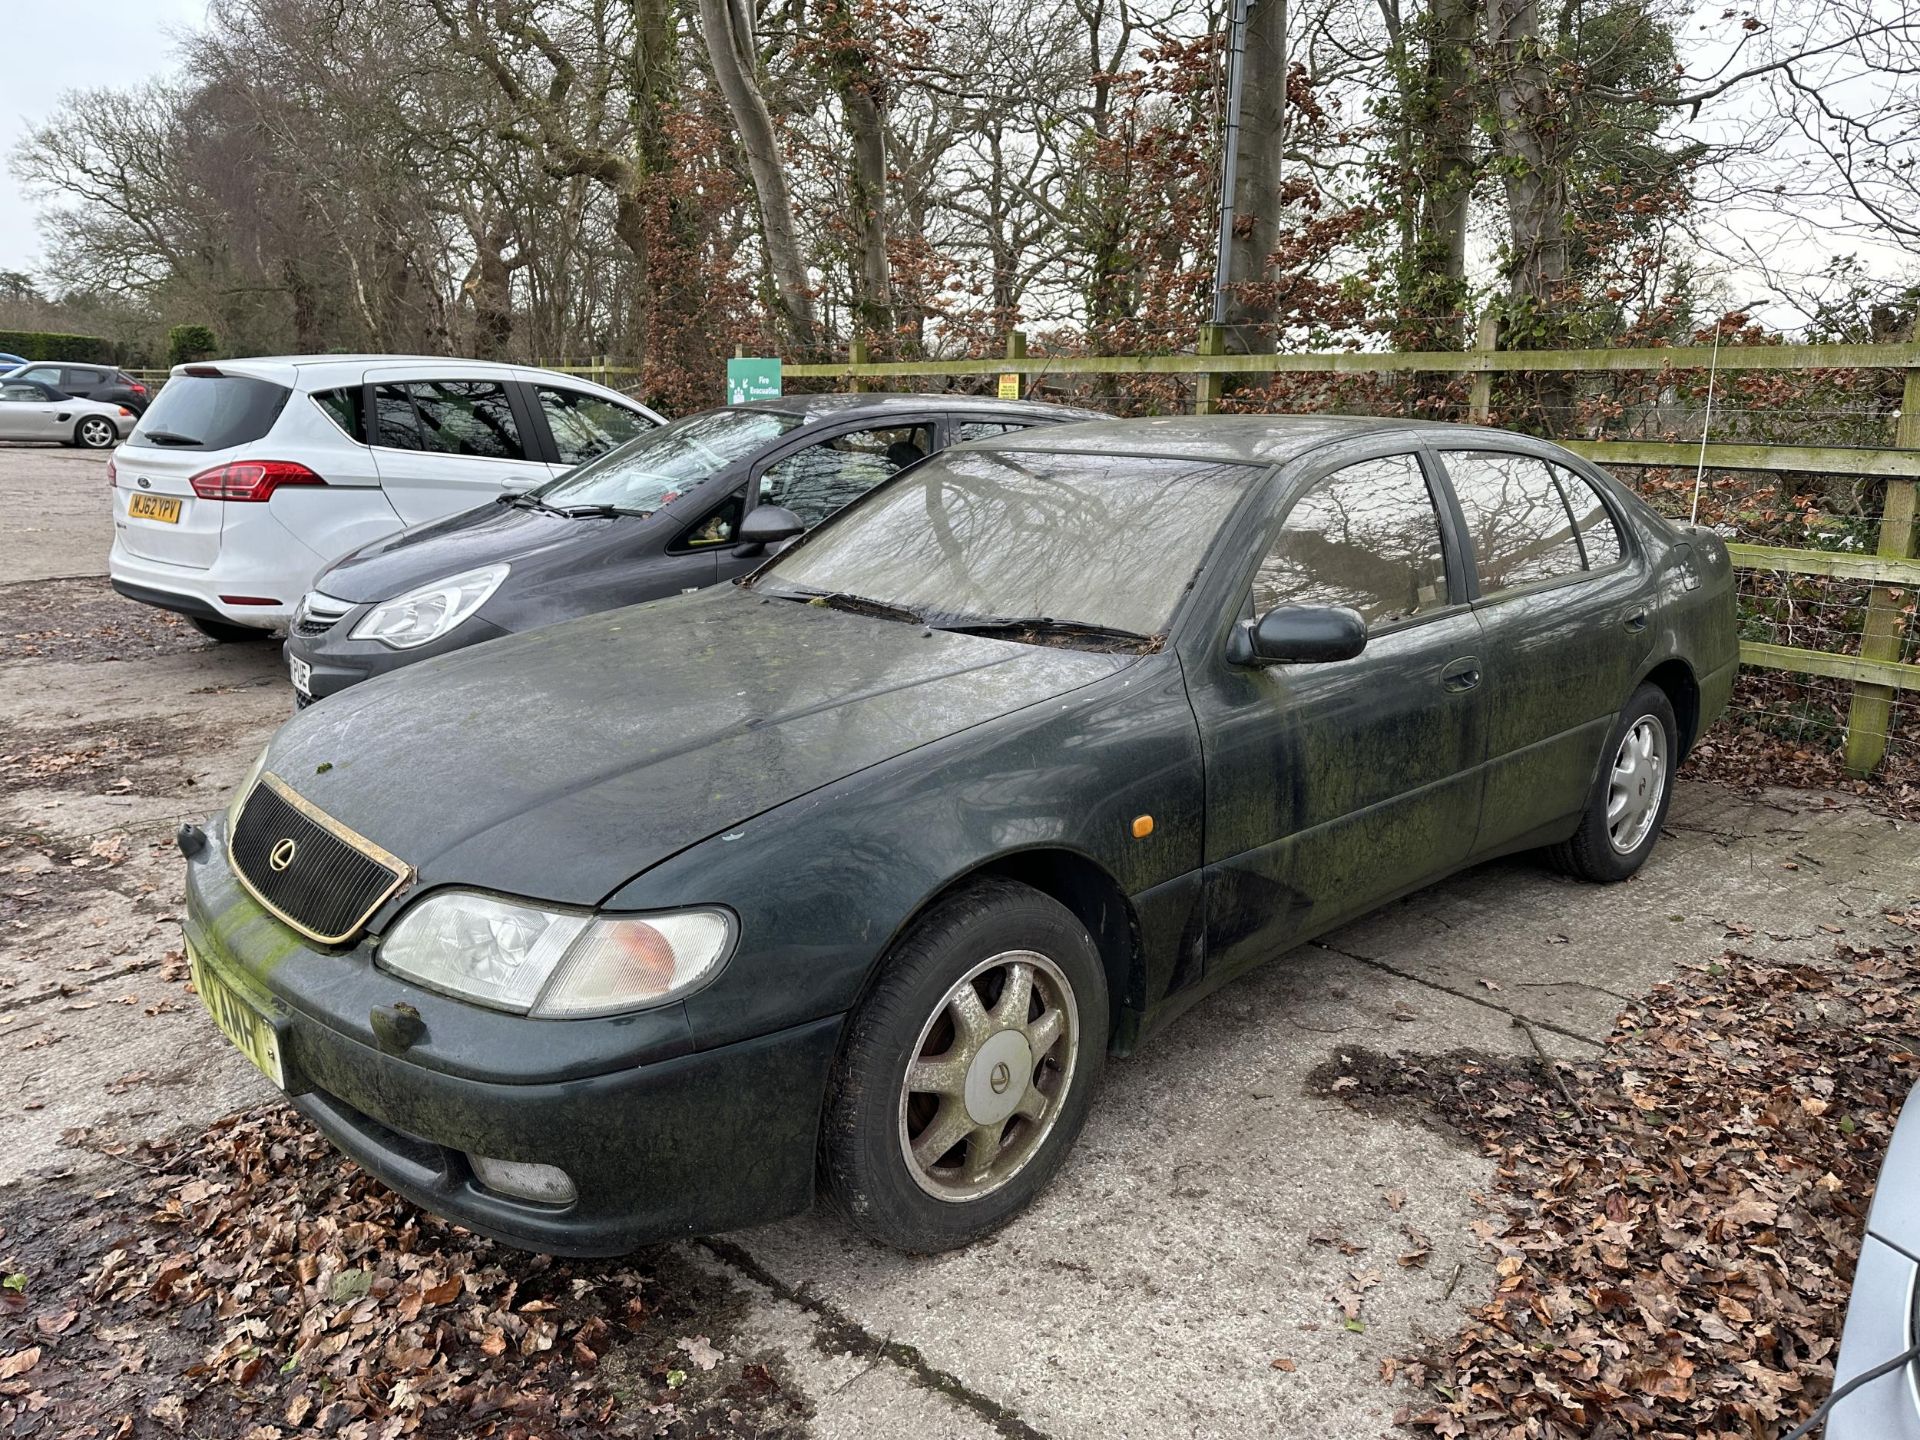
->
<box><xmin>727</xmin><ymin>357</ymin><xmax>782</xmax><ymax>404</ymax></box>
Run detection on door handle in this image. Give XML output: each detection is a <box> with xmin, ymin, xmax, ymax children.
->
<box><xmin>1622</xmin><ymin>609</ymin><xmax>1648</xmax><ymax>633</ymax></box>
<box><xmin>1439</xmin><ymin>656</ymin><xmax>1481</xmax><ymax>693</ymax></box>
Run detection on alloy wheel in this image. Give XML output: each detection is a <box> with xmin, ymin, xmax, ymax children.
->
<box><xmin>897</xmin><ymin>949</ymin><xmax>1079</xmax><ymax>1203</ymax></box>
<box><xmin>80</xmin><ymin>418</ymin><xmax>114</xmax><ymax>448</ymax></box>
<box><xmin>1606</xmin><ymin>715</ymin><xmax>1668</xmax><ymax>854</ymax></box>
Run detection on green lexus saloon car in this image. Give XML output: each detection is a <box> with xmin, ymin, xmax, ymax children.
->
<box><xmin>179</xmin><ymin>415</ymin><xmax>1736</xmax><ymax>1254</ymax></box>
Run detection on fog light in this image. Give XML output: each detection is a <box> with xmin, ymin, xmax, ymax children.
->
<box><xmin>467</xmin><ymin>1155</ymin><xmax>576</xmax><ymax>1205</ymax></box>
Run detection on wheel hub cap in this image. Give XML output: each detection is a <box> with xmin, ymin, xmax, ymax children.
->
<box><xmin>965</xmin><ymin>1030</ymin><xmax>1033</xmax><ymax>1125</ymax></box>
<box><xmin>896</xmin><ymin>949</ymin><xmax>1079</xmax><ymax>1203</ymax></box>
<box><xmin>1605</xmin><ymin>716</ymin><xmax>1669</xmax><ymax>855</ymax></box>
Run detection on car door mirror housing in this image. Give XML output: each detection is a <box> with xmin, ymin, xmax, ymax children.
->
<box><xmin>1229</xmin><ymin>604</ymin><xmax>1368</xmax><ymax>666</ymax></box>
<box><xmin>733</xmin><ymin>504</ymin><xmax>805</xmax><ymax>556</ymax></box>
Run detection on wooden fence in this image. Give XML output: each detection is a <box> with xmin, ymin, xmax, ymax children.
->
<box><xmin>773</xmin><ymin>333</ymin><xmax>1920</xmax><ymax>777</ymax></box>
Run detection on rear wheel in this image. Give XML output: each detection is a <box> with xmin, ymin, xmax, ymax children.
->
<box><xmin>189</xmin><ymin>616</ymin><xmax>273</xmax><ymax>644</ymax></box>
<box><xmin>1548</xmin><ymin>683</ymin><xmax>1676</xmax><ymax>883</ymax></box>
<box><xmin>74</xmin><ymin>416</ymin><xmax>117</xmax><ymax>450</ymax></box>
<box><xmin>821</xmin><ymin>877</ymin><xmax>1107</xmax><ymax>1252</ymax></box>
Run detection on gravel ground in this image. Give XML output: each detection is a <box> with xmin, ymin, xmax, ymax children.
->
<box><xmin>2</xmin><ymin>441</ymin><xmax>1915</xmax><ymax>1439</ymax></box>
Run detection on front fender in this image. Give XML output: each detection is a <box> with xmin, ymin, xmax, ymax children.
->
<box><xmin>606</xmin><ymin>653</ymin><xmax>1206</xmax><ymax>1051</ymax></box>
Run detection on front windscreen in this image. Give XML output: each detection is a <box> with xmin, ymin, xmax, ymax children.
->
<box><xmin>539</xmin><ymin>407</ymin><xmax>805</xmax><ymax>513</ymax></box>
<box><xmin>758</xmin><ymin>449</ymin><xmax>1259</xmax><ymax>637</ymax></box>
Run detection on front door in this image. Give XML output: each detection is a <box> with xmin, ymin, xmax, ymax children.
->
<box><xmin>1430</xmin><ymin>445</ymin><xmax>1656</xmax><ymax>854</ymax></box>
<box><xmin>1188</xmin><ymin>448</ymin><xmax>1488</xmax><ymax>980</ymax></box>
<box><xmin>749</xmin><ymin>420</ymin><xmax>938</xmax><ymax>531</ymax></box>
<box><xmin>0</xmin><ymin>382</ymin><xmax>64</xmax><ymax>441</ymax></box>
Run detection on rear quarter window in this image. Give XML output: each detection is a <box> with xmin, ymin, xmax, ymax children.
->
<box><xmin>129</xmin><ymin>374</ymin><xmax>292</xmax><ymax>451</ymax></box>
<box><xmin>312</xmin><ymin>387</ymin><xmax>366</xmax><ymax>442</ymax></box>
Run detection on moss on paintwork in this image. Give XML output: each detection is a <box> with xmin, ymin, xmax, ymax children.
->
<box><xmin>200</xmin><ymin>878</ymin><xmax>308</xmax><ymax>977</ymax></box>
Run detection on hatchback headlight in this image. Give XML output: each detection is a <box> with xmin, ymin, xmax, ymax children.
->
<box><xmin>351</xmin><ymin>564</ymin><xmax>508</xmax><ymax>649</ymax></box>
<box><xmin>376</xmin><ymin>890</ymin><xmax>735</xmax><ymax>1017</ymax></box>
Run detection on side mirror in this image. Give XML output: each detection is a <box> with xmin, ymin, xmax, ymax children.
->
<box><xmin>733</xmin><ymin>504</ymin><xmax>804</xmax><ymax>557</ymax></box>
<box><xmin>1228</xmin><ymin>604</ymin><xmax>1367</xmax><ymax>666</ymax></box>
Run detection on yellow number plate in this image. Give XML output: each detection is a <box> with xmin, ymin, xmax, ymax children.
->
<box><xmin>128</xmin><ymin>493</ymin><xmax>182</xmax><ymax>523</ymax></box>
<box><xmin>188</xmin><ymin>943</ymin><xmax>286</xmax><ymax>1089</ymax></box>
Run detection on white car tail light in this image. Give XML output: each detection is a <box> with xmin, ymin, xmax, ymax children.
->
<box><xmin>189</xmin><ymin>460</ymin><xmax>327</xmax><ymax>502</ymax></box>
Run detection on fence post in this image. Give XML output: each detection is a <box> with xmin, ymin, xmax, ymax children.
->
<box><xmin>1195</xmin><ymin>324</ymin><xmax>1226</xmax><ymax>416</ymax></box>
<box><xmin>1467</xmin><ymin>316</ymin><xmax>1499</xmax><ymax>424</ymax></box>
<box><xmin>1843</xmin><ymin>366</ymin><xmax>1920</xmax><ymax>775</ymax></box>
<box><xmin>848</xmin><ymin>336</ymin><xmax>871</xmax><ymax>394</ymax></box>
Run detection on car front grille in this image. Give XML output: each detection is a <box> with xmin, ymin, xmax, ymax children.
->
<box><xmin>292</xmin><ymin>591</ymin><xmax>355</xmax><ymax>638</ymax></box>
<box><xmin>229</xmin><ymin>775</ymin><xmax>411</xmax><ymax>945</ymax></box>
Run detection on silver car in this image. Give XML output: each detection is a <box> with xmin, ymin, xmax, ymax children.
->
<box><xmin>0</xmin><ymin>375</ymin><xmax>135</xmax><ymax>449</ymax></box>
<box><xmin>1827</xmin><ymin>1090</ymin><xmax>1920</xmax><ymax>1437</ymax></box>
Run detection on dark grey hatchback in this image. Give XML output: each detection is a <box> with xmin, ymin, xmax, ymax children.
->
<box><xmin>285</xmin><ymin>393</ymin><xmax>1098</xmax><ymax>703</ymax></box>
<box><xmin>183</xmin><ymin>416</ymin><xmax>1735</xmax><ymax>1257</ymax></box>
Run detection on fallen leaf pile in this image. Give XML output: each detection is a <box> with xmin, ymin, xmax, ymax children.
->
<box><xmin>1350</xmin><ymin>935</ymin><xmax>1920</xmax><ymax>1438</ymax></box>
<box><xmin>1682</xmin><ymin>672</ymin><xmax>1920</xmax><ymax>822</ymax></box>
<box><xmin>0</xmin><ymin>1108</ymin><xmax>810</xmax><ymax>1438</ymax></box>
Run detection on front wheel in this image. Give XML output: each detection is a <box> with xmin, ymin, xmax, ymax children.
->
<box><xmin>74</xmin><ymin>416</ymin><xmax>118</xmax><ymax>450</ymax></box>
<box><xmin>820</xmin><ymin>877</ymin><xmax>1108</xmax><ymax>1252</ymax></box>
<box><xmin>1548</xmin><ymin>683</ymin><xmax>1677</xmax><ymax>883</ymax></box>
<box><xmin>189</xmin><ymin>615</ymin><xmax>273</xmax><ymax>644</ymax></box>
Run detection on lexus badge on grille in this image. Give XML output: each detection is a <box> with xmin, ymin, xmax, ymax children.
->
<box><xmin>269</xmin><ymin>838</ymin><xmax>298</xmax><ymax>871</ymax></box>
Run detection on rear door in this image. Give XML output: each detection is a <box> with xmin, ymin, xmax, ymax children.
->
<box><xmin>363</xmin><ymin>367</ymin><xmax>551</xmax><ymax>523</ymax></box>
<box><xmin>59</xmin><ymin>367</ymin><xmax>110</xmax><ymax>401</ymax></box>
<box><xmin>1431</xmin><ymin>443</ymin><xmax>1655</xmax><ymax>854</ymax></box>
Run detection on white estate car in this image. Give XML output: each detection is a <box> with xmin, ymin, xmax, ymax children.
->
<box><xmin>108</xmin><ymin>356</ymin><xmax>662</xmax><ymax>640</ymax></box>
<box><xmin>0</xmin><ymin>376</ymin><xmax>138</xmax><ymax>449</ymax></box>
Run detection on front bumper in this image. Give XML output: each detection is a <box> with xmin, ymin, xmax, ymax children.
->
<box><xmin>1828</xmin><ymin>1233</ymin><xmax>1920</xmax><ymax>1439</ymax></box>
<box><xmin>182</xmin><ymin>822</ymin><xmax>843</xmax><ymax>1255</ymax></box>
<box><xmin>284</xmin><ymin>612</ymin><xmax>509</xmax><ymax>703</ymax></box>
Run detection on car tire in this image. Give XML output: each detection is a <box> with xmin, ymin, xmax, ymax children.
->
<box><xmin>188</xmin><ymin>616</ymin><xmax>273</xmax><ymax>644</ymax></box>
<box><xmin>1548</xmin><ymin>682</ymin><xmax>1678</xmax><ymax>883</ymax></box>
<box><xmin>820</xmin><ymin>876</ymin><xmax>1108</xmax><ymax>1253</ymax></box>
<box><xmin>74</xmin><ymin>417</ymin><xmax>117</xmax><ymax>450</ymax></box>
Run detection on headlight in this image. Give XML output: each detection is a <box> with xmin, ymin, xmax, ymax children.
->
<box><xmin>227</xmin><ymin>745</ymin><xmax>269</xmax><ymax>830</ymax></box>
<box><xmin>376</xmin><ymin>890</ymin><xmax>735</xmax><ymax>1017</ymax></box>
<box><xmin>350</xmin><ymin>564</ymin><xmax>508</xmax><ymax>650</ymax></box>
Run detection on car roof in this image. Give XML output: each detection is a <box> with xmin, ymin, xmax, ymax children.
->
<box><xmin>162</xmin><ymin>357</ymin><xmax>654</xmax><ymax>412</ymax></box>
<box><xmin>959</xmin><ymin>413</ymin><xmax>1573</xmax><ymax>466</ymax></box>
<box><xmin>732</xmin><ymin>392</ymin><xmax>1106</xmax><ymax>422</ymax></box>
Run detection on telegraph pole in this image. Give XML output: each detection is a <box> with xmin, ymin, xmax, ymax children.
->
<box><xmin>1210</xmin><ymin>0</ymin><xmax>1255</xmax><ymax>329</ymax></box>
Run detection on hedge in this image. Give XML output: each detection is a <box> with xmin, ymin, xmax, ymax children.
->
<box><xmin>0</xmin><ymin>330</ymin><xmax>116</xmax><ymax>364</ymax></box>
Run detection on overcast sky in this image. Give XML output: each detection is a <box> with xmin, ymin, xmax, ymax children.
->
<box><xmin>1</xmin><ymin>0</ymin><xmax>207</xmax><ymax>274</ymax></box>
<box><xmin>2</xmin><ymin>0</ymin><xmax>1908</xmax><ymax>330</ymax></box>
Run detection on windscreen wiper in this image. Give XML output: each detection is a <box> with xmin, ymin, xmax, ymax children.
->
<box><xmin>937</xmin><ymin>615</ymin><xmax>1151</xmax><ymax>645</ymax></box>
<box><xmin>557</xmin><ymin>503</ymin><xmax>632</xmax><ymax>518</ymax></box>
<box><xmin>779</xmin><ymin>590</ymin><xmax>925</xmax><ymax>625</ymax></box>
<box><xmin>139</xmin><ymin>430</ymin><xmax>202</xmax><ymax>446</ymax></box>
<box><xmin>508</xmin><ymin>493</ymin><xmax>570</xmax><ymax>516</ymax></box>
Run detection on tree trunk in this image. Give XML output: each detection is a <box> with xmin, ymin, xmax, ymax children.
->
<box><xmin>1485</xmin><ymin>0</ymin><xmax>1574</xmax><ymax>428</ymax></box>
<box><xmin>1405</xmin><ymin>0</ymin><xmax>1476</xmax><ymax>344</ymax></box>
<box><xmin>462</xmin><ymin>219</ymin><xmax>517</xmax><ymax>359</ymax></box>
<box><xmin>1224</xmin><ymin>0</ymin><xmax>1287</xmax><ymax>354</ymax></box>
<box><xmin>815</xmin><ymin>0</ymin><xmax>892</xmax><ymax>344</ymax></box>
<box><xmin>697</xmin><ymin>0</ymin><xmax>817</xmax><ymax>350</ymax></box>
